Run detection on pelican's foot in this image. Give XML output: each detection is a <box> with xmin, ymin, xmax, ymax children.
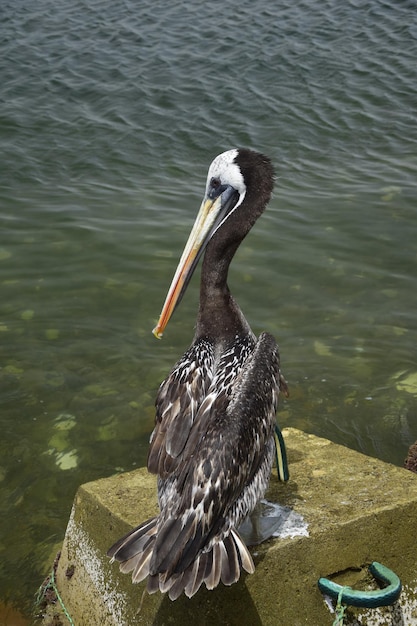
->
<box><xmin>238</xmin><ymin>499</ymin><xmax>309</xmax><ymax>546</ymax></box>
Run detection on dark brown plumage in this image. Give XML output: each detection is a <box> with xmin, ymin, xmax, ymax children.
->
<box><xmin>108</xmin><ymin>148</ymin><xmax>287</xmax><ymax>600</ymax></box>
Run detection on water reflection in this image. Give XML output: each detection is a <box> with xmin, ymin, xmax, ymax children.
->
<box><xmin>1</xmin><ymin>0</ymin><xmax>417</xmax><ymax>617</ymax></box>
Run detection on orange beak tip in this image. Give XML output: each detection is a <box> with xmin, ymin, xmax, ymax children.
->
<box><xmin>152</xmin><ymin>326</ymin><xmax>163</xmax><ymax>339</ymax></box>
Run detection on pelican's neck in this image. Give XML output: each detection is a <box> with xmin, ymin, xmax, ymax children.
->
<box><xmin>193</xmin><ymin>148</ymin><xmax>274</xmax><ymax>341</ymax></box>
<box><xmin>195</xmin><ymin>239</ymin><xmax>251</xmax><ymax>340</ymax></box>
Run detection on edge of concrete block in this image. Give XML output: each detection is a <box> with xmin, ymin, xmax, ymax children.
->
<box><xmin>40</xmin><ymin>429</ymin><xmax>417</xmax><ymax>625</ymax></box>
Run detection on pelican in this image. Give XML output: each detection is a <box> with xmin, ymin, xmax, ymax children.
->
<box><xmin>108</xmin><ymin>148</ymin><xmax>288</xmax><ymax>600</ymax></box>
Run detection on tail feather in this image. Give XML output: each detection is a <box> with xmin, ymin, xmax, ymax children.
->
<box><xmin>169</xmin><ymin>573</ymin><xmax>187</xmax><ymax>601</ymax></box>
<box><xmin>231</xmin><ymin>529</ymin><xmax>255</xmax><ymax>574</ymax></box>
<box><xmin>203</xmin><ymin>548</ymin><xmax>213</xmax><ymax>580</ymax></box>
<box><xmin>149</xmin><ymin>570</ymin><xmax>184</xmax><ymax>599</ymax></box>
<box><xmin>146</xmin><ymin>573</ymin><xmax>161</xmax><ymax>595</ymax></box>
<box><xmin>131</xmin><ymin>541</ymin><xmax>154</xmax><ymax>583</ymax></box>
<box><xmin>159</xmin><ymin>569</ymin><xmax>179</xmax><ymax>594</ymax></box>
<box><xmin>107</xmin><ymin>517</ymin><xmax>157</xmax><ymax>562</ymax></box>
<box><xmin>108</xmin><ymin>523</ymin><xmax>254</xmax><ymax>600</ymax></box>
<box><xmin>205</xmin><ymin>542</ymin><xmax>222</xmax><ymax>590</ymax></box>
<box><xmin>183</xmin><ymin>555</ymin><xmax>202</xmax><ymax>598</ymax></box>
<box><xmin>220</xmin><ymin>533</ymin><xmax>239</xmax><ymax>586</ymax></box>
<box><xmin>152</xmin><ymin>514</ymin><xmax>203</xmax><ymax>577</ymax></box>
<box><xmin>151</xmin><ymin>516</ymin><xmax>199</xmax><ymax>575</ymax></box>
<box><xmin>186</xmin><ymin>552</ymin><xmax>209</xmax><ymax>598</ymax></box>
<box><xmin>108</xmin><ymin>517</ymin><xmax>158</xmax><ymax>583</ymax></box>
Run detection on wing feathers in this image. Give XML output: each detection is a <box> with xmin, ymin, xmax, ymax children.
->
<box><xmin>108</xmin><ymin>332</ymin><xmax>285</xmax><ymax>600</ymax></box>
<box><xmin>147</xmin><ymin>341</ymin><xmax>214</xmax><ymax>476</ymax></box>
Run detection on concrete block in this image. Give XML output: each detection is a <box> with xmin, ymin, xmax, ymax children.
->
<box><xmin>43</xmin><ymin>428</ymin><xmax>417</xmax><ymax>625</ymax></box>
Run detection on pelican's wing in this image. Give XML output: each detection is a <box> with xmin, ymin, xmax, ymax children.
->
<box><xmin>147</xmin><ymin>339</ymin><xmax>214</xmax><ymax>477</ymax></box>
<box><xmin>151</xmin><ymin>332</ymin><xmax>282</xmax><ymax>580</ymax></box>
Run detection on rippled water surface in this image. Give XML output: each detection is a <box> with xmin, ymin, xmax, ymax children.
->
<box><xmin>1</xmin><ymin>0</ymin><xmax>417</xmax><ymax>618</ymax></box>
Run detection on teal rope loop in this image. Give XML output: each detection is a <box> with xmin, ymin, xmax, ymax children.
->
<box><xmin>318</xmin><ymin>561</ymin><xmax>402</xmax><ymax>609</ymax></box>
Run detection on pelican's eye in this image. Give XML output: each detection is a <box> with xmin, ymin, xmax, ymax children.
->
<box><xmin>208</xmin><ymin>177</ymin><xmax>226</xmax><ymax>200</ymax></box>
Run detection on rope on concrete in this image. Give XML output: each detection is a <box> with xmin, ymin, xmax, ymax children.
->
<box><xmin>318</xmin><ymin>560</ymin><xmax>402</xmax><ymax>624</ymax></box>
<box><xmin>35</xmin><ymin>554</ymin><xmax>74</xmax><ymax>626</ymax></box>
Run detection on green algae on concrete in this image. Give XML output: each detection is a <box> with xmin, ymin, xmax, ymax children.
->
<box><xmin>44</xmin><ymin>429</ymin><xmax>417</xmax><ymax>625</ymax></box>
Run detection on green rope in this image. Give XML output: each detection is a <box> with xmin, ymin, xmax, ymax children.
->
<box><xmin>318</xmin><ymin>562</ymin><xmax>402</xmax><ymax>609</ymax></box>
<box><xmin>332</xmin><ymin>587</ymin><xmax>347</xmax><ymax>626</ymax></box>
<box><xmin>35</xmin><ymin>566</ymin><xmax>74</xmax><ymax>626</ymax></box>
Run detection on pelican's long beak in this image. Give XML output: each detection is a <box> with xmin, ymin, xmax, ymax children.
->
<box><xmin>152</xmin><ymin>186</ymin><xmax>238</xmax><ymax>338</ymax></box>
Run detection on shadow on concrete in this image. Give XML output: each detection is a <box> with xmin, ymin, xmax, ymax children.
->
<box><xmin>152</xmin><ymin>578</ymin><xmax>263</xmax><ymax>626</ymax></box>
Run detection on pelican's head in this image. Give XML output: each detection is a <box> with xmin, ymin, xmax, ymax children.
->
<box><xmin>152</xmin><ymin>148</ymin><xmax>273</xmax><ymax>338</ymax></box>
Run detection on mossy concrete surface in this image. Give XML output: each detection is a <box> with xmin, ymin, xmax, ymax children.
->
<box><xmin>46</xmin><ymin>428</ymin><xmax>417</xmax><ymax>625</ymax></box>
